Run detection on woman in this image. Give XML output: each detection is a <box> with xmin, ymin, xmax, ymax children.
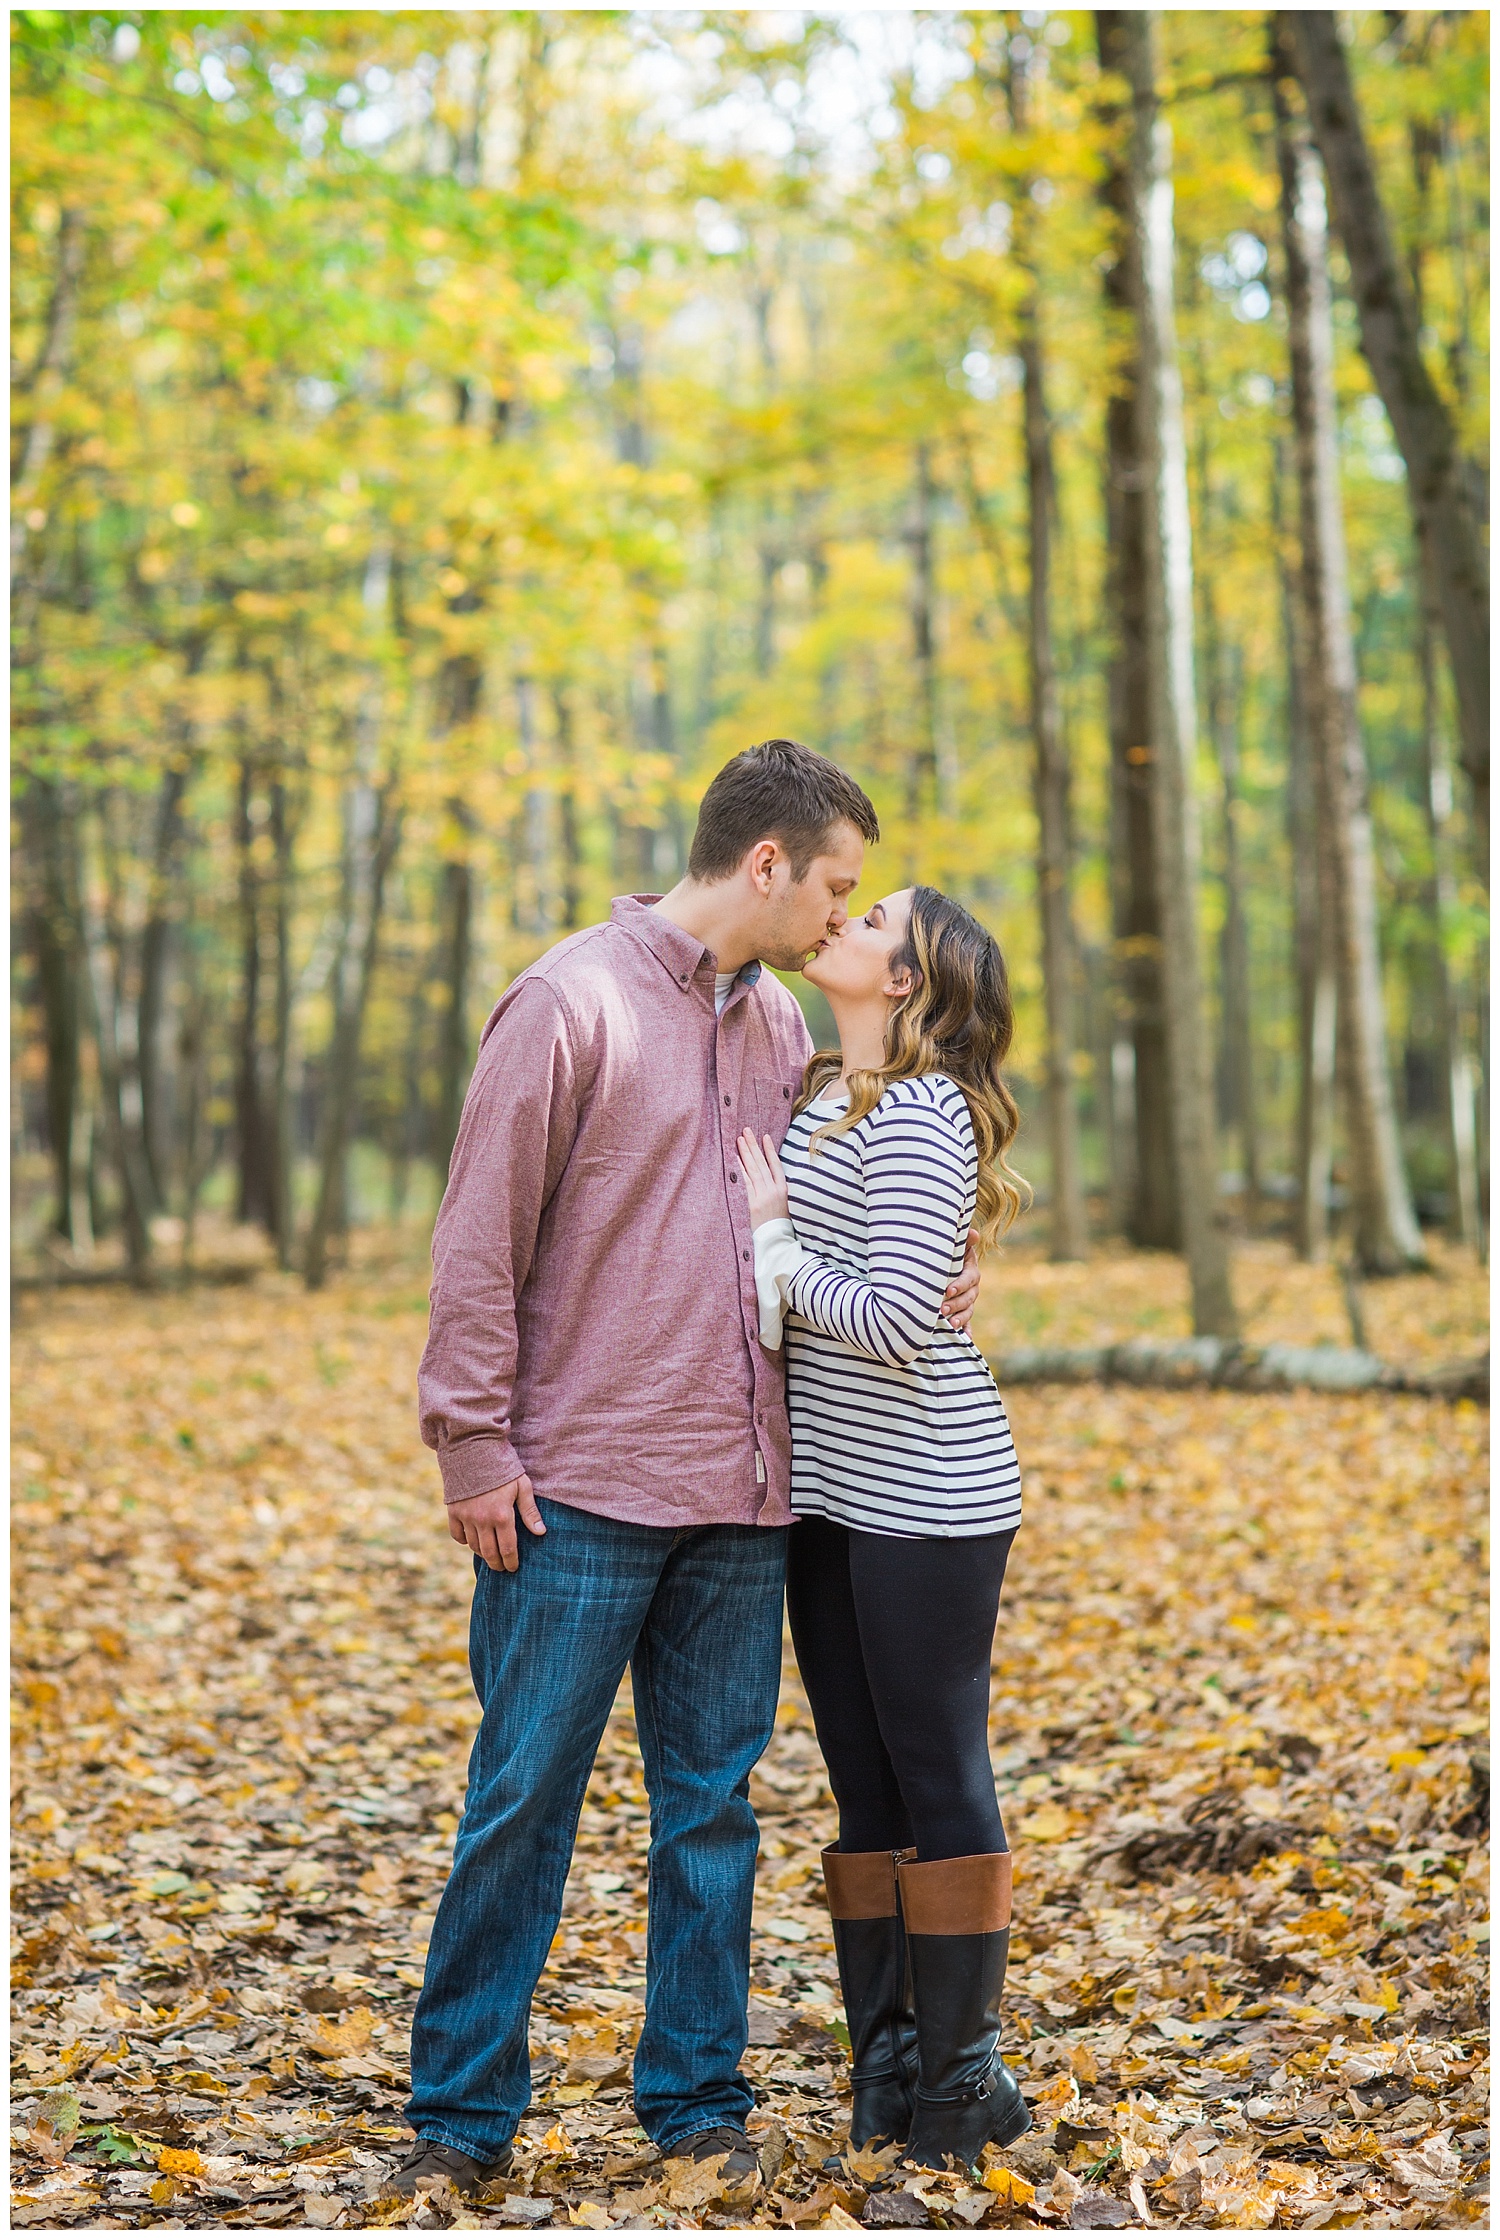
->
<box><xmin>738</xmin><ymin>884</ymin><xmax>1030</xmax><ymax>2173</ymax></box>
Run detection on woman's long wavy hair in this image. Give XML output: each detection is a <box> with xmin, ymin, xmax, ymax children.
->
<box><xmin>795</xmin><ymin>886</ymin><xmax>1031</xmax><ymax>1247</ymax></box>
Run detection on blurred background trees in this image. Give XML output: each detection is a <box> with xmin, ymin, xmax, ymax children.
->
<box><xmin>11</xmin><ymin>8</ymin><xmax>1489</xmax><ymax>1306</ymax></box>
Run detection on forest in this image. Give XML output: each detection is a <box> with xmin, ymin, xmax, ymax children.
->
<box><xmin>9</xmin><ymin>11</ymin><xmax>1491</xmax><ymax>2236</ymax></box>
<box><xmin>10</xmin><ymin>8</ymin><xmax>1489</xmax><ymax>1305</ymax></box>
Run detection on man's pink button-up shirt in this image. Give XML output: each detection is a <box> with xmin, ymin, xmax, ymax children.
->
<box><xmin>418</xmin><ymin>896</ymin><xmax>815</xmax><ymax>1529</ymax></box>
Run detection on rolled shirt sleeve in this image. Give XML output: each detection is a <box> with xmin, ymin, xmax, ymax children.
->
<box><xmin>752</xmin><ymin>1215</ymin><xmax>814</xmax><ymax>1351</ymax></box>
<box><xmin>418</xmin><ymin>978</ymin><xmax>580</xmax><ymax>1503</ymax></box>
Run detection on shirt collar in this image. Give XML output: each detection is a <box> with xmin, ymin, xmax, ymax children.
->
<box><xmin>611</xmin><ymin>894</ymin><xmax>762</xmax><ymax>999</ymax></box>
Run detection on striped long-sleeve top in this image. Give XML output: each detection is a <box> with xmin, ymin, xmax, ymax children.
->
<box><xmin>753</xmin><ymin>1072</ymin><xmax>1022</xmax><ymax>1539</ymax></box>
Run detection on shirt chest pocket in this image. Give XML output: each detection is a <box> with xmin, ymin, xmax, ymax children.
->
<box><xmin>742</xmin><ymin>1078</ymin><xmax>797</xmax><ymax>1149</ymax></box>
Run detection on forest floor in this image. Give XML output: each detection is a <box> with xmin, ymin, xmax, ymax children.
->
<box><xmin>11</xmin><ymin>1229</ymin><xmax>1489</xmax><ymax>2231</ymax></box>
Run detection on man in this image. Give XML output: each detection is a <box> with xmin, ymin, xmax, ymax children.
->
<box><xmin>394</xmin><ymin>741</ymin><xmax>980</xmax><ymax>2198</ymax></box>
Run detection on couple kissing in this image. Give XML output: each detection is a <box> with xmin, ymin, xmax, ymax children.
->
<box><xmin>394</xmin><ymin>738</ymin><xmax>1031</xmax><ymax>2200</ymax></box>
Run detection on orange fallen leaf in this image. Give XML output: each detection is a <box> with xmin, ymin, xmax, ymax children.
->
<box><xmin>1016</xmin><ymin>1804</ymin><xmax>1074</xmax><ymax>1842</ymax></box>
<box><xmin>984</xmin><ymin>2166</ymin><xmax>1037</xmax><ymax>2205</ymax></box>
<box><xmin>156</xmin><ymin>2147</ymin><xmax>204</xmax><ymax>2176</ymax></box>
<box><xmin>310</xmin><ymin>2005</ymin><xmax>376</xmax><ymax>2057</ymax></box>
<box><xmin>1032</xmin><ymin>2072</ymin><xmax>1081</xmax><ymax>2120</ymax></box>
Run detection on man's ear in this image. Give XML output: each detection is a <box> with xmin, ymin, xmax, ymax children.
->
<box><xmin>747</xmin><ymin>839</ymin><xmax>780</xmax><ymax>897</ymax></box>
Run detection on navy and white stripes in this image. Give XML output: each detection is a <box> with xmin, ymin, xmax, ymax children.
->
<box><xmin>757</xmin><ymin>1073</ymin><xmax>1022</xmax><ymax>1540</ymax></box>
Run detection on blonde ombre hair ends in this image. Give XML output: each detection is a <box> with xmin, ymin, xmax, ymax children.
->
<box><xmin>795</xmin><ymin>886</ymin><xmax>1030</xmax><ymax>1247</ymax></box>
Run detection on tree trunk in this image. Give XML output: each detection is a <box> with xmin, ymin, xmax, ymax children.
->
<box><xmin>306</xmin><ymin>546</ymin><xmax>402</xmax><ymax>1290</ymax></box>
<box><xmin>1416</xmin><ymin>573</ymin><xmax>1483</xmax><ymax>1253</ymax></box>
<box><xmin>1405</xmin><ymin>106</ymin><xmax>1483</xmax><ymax>1260</ymax></box>
<box><xmin>615</xmin><ymin>813</ymin><xmax>657</xmax><ymax>895</ymax></box>
<box><xmin>615</xmin><ymin>654</ymin><xmax>671</xmax><ymax>894</ymax></box>
<box><xmin>1201</xmin><ymin>582</ymin><xmax>1259</xmax><ymax>1201</ymax></box>
<box><xmin>1095</xmin><ymin>10</ymin><xmax>1179</xmax><ymax>1253</ymax></box>
<box><xmin>11</xmin><ymin>204</ymin><xmax>86</xmax><ymax>585</ymax></box>
<box><xmin>233</xmin><ymin>756</ymin><xmax>273</xmax><ymax>1230</ymax></box>
<box><xmin>650</xmin><ymin>640</ymin><xmax>686</xmax><ymax>879</ymax></box>
<box><xmin>989</xmin><ymin>1335</ymin><xmax>1486</xmax><ymax>1404</ymax></box>
<box><xmin>554</xmin><ymin>684</ymin><xmax>584</xmax><ymax>933</ymax></box>
<box><xmin>434</xmin><ymin>831</ymin><xmax>474</xmax><ymax>1185</ymax></box>
<box><xmin>177</xmin><ymin>866</ymin><xmax>211</xmax><ymax>1270</ymax></box>
<box><xmin>1288</xmin><ymin>12</ymin><xmax>1488</xmax><ymax>870</ymax></box>
<box><xmin>1023</xmin><ymin>340</ymin><xmax>1087</xmax><ymax>1257</ymax></box>
<box><xmin>304</xmin><ymin>777</ymin><xmax>402</xmax><ymax>1290</ymax></box>
<box><xmin>389</xmin><ymin>954</ymin><xmax>428</xmax><ymax>1221</ymax></box>
<box><xmin>24</xmin><ymin>777</ymin><xmax>84</xmax><ymax>1242</ymax></box>
<box><xmin>268</xmin><ymin>772</ymin><xmax>297</xmax><ymax>1270</ymax></box>
<box><xmin>513</xmin><ymin>13</ymin><xmax>552</xmax><ymax>183</ymax></box>
<box><xmin>516</xmin><ymin>671</ymin><xmax>555</xmax><ymax>937</ymax></box>
<box><xmin>80</xmin><ymin>801</ymin><xmax>153</xmax><ymax>1284</ymax></box>
<box><xmin>1272</xmin><ymin>30</ymin><xmax>1426</xmax><ymax>1273</ymax></box>
<box><xmin>431</xmin><ymin>608</ymin><xmax>482</xmax><ymax>1182</ymax></box>
<box><xmin>138</xmin><ymin>760</ymin><xmax>189</xmax><ymax>1213</ymax></box>
<box><xmin>1009</xmin><ymin>45</ymin><xmax>1086</xmax><ymax>1258</ymax></box>
<box><xmin>1122</xmin><ymin>11</ymin><xmax>1236</xmax><ymax>1338</ymax></box>
<box><xmin>1106</xmin><ymin>1028</ymin><xmax>1137</xmax><ymax>1232</ymax></box>
<box><xmin>1275</xmin><ymin>447</ymin><xmax>1338</xmax><ymax>1261</ymax></box>
<box><xmin>12</xmin><ymin>198</ymin><xmax>88</xmax><ymax>1084</ymax></box>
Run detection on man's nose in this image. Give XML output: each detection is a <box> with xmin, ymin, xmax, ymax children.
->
<box><xmin>827</xmin><ymin>901</ymin><xmax>849</xmax><ymax>930</ymax></box>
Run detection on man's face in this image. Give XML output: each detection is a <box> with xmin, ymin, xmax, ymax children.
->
<box><xmin>758</xmin><ymin>820</ymin><xmax>866</xmax><ymax>972</ymax></box>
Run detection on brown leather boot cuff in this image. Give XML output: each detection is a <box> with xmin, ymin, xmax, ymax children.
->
<box><xmin>821</xmin><ymin>1846</ymin><xmax>908</xmax><ymax>1920</ymax></box>
<box><xmin>897</xmin><ymin>1851</ymin><xmax>1013</xmax><ymax>1935</ymax></box>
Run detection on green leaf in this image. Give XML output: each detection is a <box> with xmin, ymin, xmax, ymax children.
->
<box><xmin>81</xmin><ymin>2125</ymin><xmax>146</xmax><ymax>2165</ymax></box>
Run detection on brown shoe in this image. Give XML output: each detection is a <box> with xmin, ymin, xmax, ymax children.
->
<box><xmin>377</xmin><ymin>2137</ymin><xmax>513</xmax><ymax>2201</ymax></box>
<box><xmin>665</xmin><ymin>2125</ymin><xmax>759</xmax><ymax>2184</ymax></box>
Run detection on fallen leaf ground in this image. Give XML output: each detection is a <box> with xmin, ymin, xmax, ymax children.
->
<box><xmin>11</xmin><ymin>1233</ymin><xmax>1489</xmax><ymax>2230</ymax></box>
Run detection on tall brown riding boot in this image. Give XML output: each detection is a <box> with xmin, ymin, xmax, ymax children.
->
<box><xmin>898</xmin><ymin>1852</ymin><xmax>1030</xmax><ymax>2171</ymax></box>
<box><xmin>821</xmin><ymin>1846</ymin><xmax>918</xmax><ymax>2149</ymax></box>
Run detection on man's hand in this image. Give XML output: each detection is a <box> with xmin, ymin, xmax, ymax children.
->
<box><xmin>447</xmin><ymin>1476</ymin><xmax>546</xmax><ymax>1573</ymax></box>
<box><xmin>942</xmin><ymin>1232</ymin><xmax>982</xmax><ymax>1333</ymax></box>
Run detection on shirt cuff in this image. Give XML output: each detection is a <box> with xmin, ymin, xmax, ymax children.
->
<box><xmin>753</xmin><ymin>1216</ymin><xmax>813</xmax><ymax>1350</ymax></box>
<box><xmin>438</xmin><ymin>1433</ymin><xmax>527</xmax><ymax>1505</ymax></box>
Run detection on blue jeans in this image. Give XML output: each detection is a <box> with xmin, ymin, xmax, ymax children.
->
<box><xmin>404</xmin><ymin>1498</ymin><xmax>788</xmax><ymax>2160</ymax></box>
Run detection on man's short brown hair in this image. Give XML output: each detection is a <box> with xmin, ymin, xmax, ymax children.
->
<box><xmin>687</xmin><ymin>740</ymin><xmax>879</xmax><ymax>883</ymax></box>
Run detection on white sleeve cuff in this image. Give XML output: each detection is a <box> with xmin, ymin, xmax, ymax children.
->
<box><xmin>753</xmin><ymin>1216</ymin><xmax>812</xmax><ymax>1350</ymax></box>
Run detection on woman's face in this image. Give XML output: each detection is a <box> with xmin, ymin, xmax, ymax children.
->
<box><xmin>802</xmin><ymin>887</ymin><xmax>914</xmax><ymax>1002</ymax></box>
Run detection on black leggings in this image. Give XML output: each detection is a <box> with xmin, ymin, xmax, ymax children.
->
<box><xmin>784</xmin><ymin>1515</ymin><xmax>1016</xmax><ymax>1863</ymax></box>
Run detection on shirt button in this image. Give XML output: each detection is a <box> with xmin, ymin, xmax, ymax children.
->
<box><xmin>742</xmin><ymin>1249</ymin><xmax>750</xmax><ymax>1263</ymax></box>
<box><xmin>724</xmin><ymin>1094</ymin><xmax>732</xmax><ymax>1106</ymax></box>
<box><xmin>783</xmin><ymin>1087</ymin><xmax>791</xmax><ymax>1098</ymax></box>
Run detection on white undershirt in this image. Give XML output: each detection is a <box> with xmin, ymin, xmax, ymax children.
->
<box><xmin>714</xmin><ymin>970</ymin><xmax>737</xmax><ymax>1015</ymax></box>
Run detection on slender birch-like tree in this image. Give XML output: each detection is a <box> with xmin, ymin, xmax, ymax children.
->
<box><xmin>1095</xmin><ymin>11</ymin><xmax>1179</xmax><ymax>1253</ymax></box>
<box><xmin>1289</xmin><ymin>12</ymin><xmax>1488</xmax><ymax>873</ymax></box>
<box><xmin>1121</xmin><ymin>11</ymin><xmax>1237</xmax><ymax>1337</ymax></box>
<box><xmin>1009</xmin><ymin>22</ymin><xmax>1086</xmax><ymax>1260</ymax></box>
<box><xmin>1272</xmin><ymin>23</ymin><xmax>1426</xmax><ymax>1274</ymax></box>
